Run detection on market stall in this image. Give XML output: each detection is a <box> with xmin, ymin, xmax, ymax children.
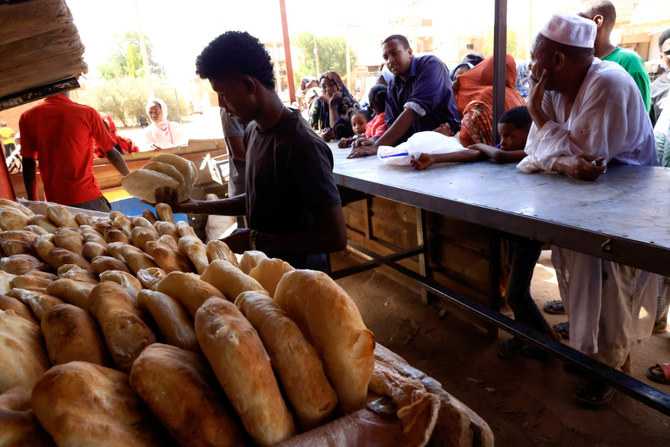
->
<box><xmin>328</xmin><ymin>142</ymin><xmax>670</xmax><ymax>415</ymax></box>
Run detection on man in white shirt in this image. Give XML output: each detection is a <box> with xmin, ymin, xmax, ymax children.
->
<box><xmin>519</xmin><ymin>13</ymin><xmax>658</xmax><ymax>408</ymax></box>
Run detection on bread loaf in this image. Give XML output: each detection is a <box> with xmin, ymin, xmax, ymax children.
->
<box><xmin>144</xmin><ymin>240</ymin><xmax>192</xmax><ymax>273</ymax></box>
<box><xmin>81</xmin><ymin>241</ymin><xmax>109</xmax><ymax>260</ymax></box>
<box><xmin>0</xmin><ymin>386</ymin><xmax>55</xmax><ymax>447</ymax></box>
<box><xmin>178</xmin><ymin>236</ymin><xmax>209</xmax><ymax>274</ymax></box>
<box><xmin>155</xmin><ymin>271</ymin><xmax>225</xmax><ymax>317</ymax></box>
<box><xmin>28</xmin><ymin>214</ymin><xmax>58</xmax><ymax>233</ymax></box>
<box><xmin>236</xmin><ymin>291</ymin><xmax>338</xmax><ymax>429</ymax></box>
<box><xmin>31</xmin><ymin>361</ymin><xmax>170</xmax><ymax>446</ymax></box>
<box><xmin>131</xmin><ymin>216</ymin><xmax>157</xmax><ymax>232</ymax></box>
<box><xmin>25</xmin><ymin>224</ymin><xmax>50</xmax><ymax>236</ymax></box>
<box><xmin>0</xmin><ymin>270</ymin><xmax>15</xmax><ymax>294</ymax></box>
<box><xmin>118</xmin><ymin>244</ymin><xmax>158</xmax><ymax>273</ymax></box>
<box><xmin>75</xmin><ymin>212</ymin><xmax>95</xmax><ymax>227</ymax></box>
<box><xmin>137</xmin><ymin>290</ymin><xmax>198</xmax><ymax>351</ymax></box>
<box><xmin>0</xmin><ymin>207</ymin><xmax>30</xmax><ymax>230</ymax></box>
<box><xmin>46</xmin><ymin>204</ymin><xmax>78</xmax><ymax>228</ymax></box>
<box><xmin>91</xmin><ymin>255</ymin><xmax>132</xmax><ymax>274</ymax></box>
<box><xmin>7</xmin><ymin>289</ymin><xmax>64</xmax><ymax>320</ymax></box>
<box><xmin>275</xmin><ymin>269</ymin><xmax>375</xmax><ymax>412</ymax></box>
<box><xmin>42</xmin><ymin>247</ymin><xmax>92</xmax><ymax>271</ymax></box>
<box><xmin>46</xmin><ymin>278</ymin><xmax>96</xmax><ymax>310</ymax></box>
<box><xmin>136</xmin><ymin>267</ymin><xmax>166</xmax><ymax>289</ymax></box>
<box><xmin>131</xmin><ymin>226</ymin><xmax>159</xmax><ymax>250</ymax></box>
<box><xmin>0</xmin><ymin>294</ymin><xmax>37</xmax><ymax>323</ymax></box>
<box><xmin>11</xmin><ymin>273</ymin><xmax>53</xmax><ymax>293</ymax></box>
<box><xmin>0</xmin><ymin>254</ymin><xmax>49</xmax><ymax>275</ymax></box>
<box><xmin>142</xmin><ymin>209</ymin><xmax>158</xmax><ymax>224</ymax></box>
<box><xmin>57</xmin><ymin>263</ymin><xmax>99</xmax><ymax>285</ymax></box>
<box><xmin>158</xmin><ymin>234</ymin><xmax>179</xmax><ymax>251</ymax></box>
<box><xmin>206</xmin><ymin>239</ymin><xmax>238</xmax><ymax>266</ymax></box>
<box><xmin>54</xmin><ymin>227</ymin><xmax>84</xmax><ymax>255</ymax></box>
<box><xmin>41</xmin><ymin>303</ymin><xmax>108</xmax><ymax>365</ymax></box>
<box><xmin>155</xmin><ymin>202</ymin><xmax>175</xmax><ymax>223</ymax></box>
<box><xmin>239</xmin><ymin>250</ymin><xmax>268</xmax><ymax>274</ymax></box>
<box><xmin>0</xmin><ymin>199</ymin><xmax>34</xmax><ymax>217</ymax></box>
<box><xmin>89</xmin><ymin>282</ymin><xmax>156</xmax><ymax>372</ymax></box>
<box><xmin>201</xmin><ymin>259</ymin><xmax>267</xmax><ymax>300</ymax></box>
<box><xmin>195</xmin><ymin>297</ymin><xmax>295</xmax><ymax>446</ymax></box>
<box><xmin>99</xmin><ymin>270</ymin><xmax>143</xmax><ymax>302</ymax></box>
<box><xmin>130</xmin><ymin>344</ymin><xmax>248</xmax><ymax>447</ymax></box>
<box><xmin>122</xmin><ymin>169</ymin><xmax>180</xmax><ymax>204</ymax></box>
<box><xmin>155</xmin><ymin>220</ymin><xmax>179</xmax><ymax>239</ymax></box>
<box><xmin>249</xmin><ymin>257</ymin><xmax>294</xmax><ymax>297</ymax></box>
<box><xmin>176</xmin><ymin>221</ymin><xmax>197</xmax><ymax>238</ymax></box>
<box><xmin>104</xmin><ymin>226</ymin><xmax>131</xmax><ymax>244</ymax></box>
<box><xmin>0</xmin><ymin>310</ymin><xmax>48</xmax><ymax>392</ymax></box>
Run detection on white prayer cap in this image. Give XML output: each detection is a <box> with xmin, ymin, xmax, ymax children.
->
<box><xmin>538</xmin><ymin>13</ymin><xmax>596</xmax><ymax>48</ymax></box>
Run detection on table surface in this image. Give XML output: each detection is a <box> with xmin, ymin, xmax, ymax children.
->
<box><xmin>329</xmin><ymin>144</ymin><xmax>670</xmax><ymax>276</ymax></box>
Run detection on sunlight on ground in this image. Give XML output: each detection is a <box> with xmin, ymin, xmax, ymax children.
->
<box><xmin>537</xmin><ymin>263</ymin><xmax>558</xmax><ymax>285</ymax></box>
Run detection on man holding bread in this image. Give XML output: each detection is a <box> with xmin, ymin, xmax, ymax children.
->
<box><xmin>156</xmin><ymin>31</ymin><xmax>347</xmax><ymax>272</ymax></box>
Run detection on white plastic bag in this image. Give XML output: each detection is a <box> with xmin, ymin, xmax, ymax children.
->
<box><xmin>378</xmin><ymin>131</ymin><xmax>464</xmax><ymax>166</ymax></box>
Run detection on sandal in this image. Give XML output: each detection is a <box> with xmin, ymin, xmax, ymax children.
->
<box><xmin>543</xmin><ymin>299</ymin><xmax>565</xmax><ymax>314</ymax></box>
<box><xmin>553</xmin><ymin>321</ymin><xmax>570</xmax><ymax>340</ymax></box>
<box><xmin>497</xmin><ymin>338</ymin><xmax>524</xmax><ymax>359</ymax></box>
<box><xmin>575</xmin><ymin>379</ymin><xmax>615</xmax><ymax>408</ymax></box>
<box><xmin>646</xmin><ymin>362</ymin><xmax>670</xmax><ymax>385</ymax></box>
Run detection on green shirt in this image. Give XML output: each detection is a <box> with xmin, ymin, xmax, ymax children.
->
<box><xmin>603</xmin><ymin>47</ymin><xmax>651</xmax><ymax>112</ymax></box>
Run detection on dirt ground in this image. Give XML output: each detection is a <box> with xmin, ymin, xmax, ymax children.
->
<box><xmin>332</xmin><ymin>250</ymin><xmax>670</xmax><ymax>446</ymax></box>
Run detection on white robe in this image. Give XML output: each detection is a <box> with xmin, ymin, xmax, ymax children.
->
<box><xmin>519</xmin><ymin>59</ymin><xmax>659</xmax><ymax>369</ymax></box>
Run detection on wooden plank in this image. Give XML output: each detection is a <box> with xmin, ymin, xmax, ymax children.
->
<box><xmin>0</xmin><ymin>28</ymin><xmax>82</xmax><ymax>70</ymax></box>
<box><xmin>431</xmin><ymin>235</ymin><xmax>491</xmax><ymax>288</ymax></box>
<box><xmin>370</xmin><ymin>216</ymin><xmax>418</xmax><ymax>248</ymax></box>
<box><xmin>370</xmin><ymin>196</ymin><xmax>417</xmax><ymax>225</ymax></box>
<box><xmin>0</xmin><ymin>0</ymin><xmax>73</xmax><ymax>46</ymax></box>
<box><xmin>92</xmin><ymin>139</ymin><xmax>227</xmax><ymax>165</ymax></box>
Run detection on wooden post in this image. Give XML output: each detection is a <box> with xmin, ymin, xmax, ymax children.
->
<box><xmin>278</xmin><ymin>0</ymin><xmax>295</xmax><ymax>104</ymax></box>
<box><xmin>492</xmin><ymin>0</ymin><xmax>508</xmax><ymax>146</ymax></box>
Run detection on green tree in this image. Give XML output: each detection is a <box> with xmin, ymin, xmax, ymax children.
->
<box><xmin>79</xmin><ymin>77</ymin><xmax>148</xmax><ymax>126</ymax></box>
<box><xmin>292</xmin><ymin>32</ymin><xmax>356</xmax><ymax>88</ymax></box>
<box><xmin>98</xmin><ymin>31</ymin><xmax>163</xmax><ymax>79</ymax></box>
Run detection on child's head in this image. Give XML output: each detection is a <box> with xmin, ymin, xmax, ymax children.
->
<box><xmin>351</xmin><ymin>110</ymin><xmax>369</xmax><ymax>135</ymax></box>
<box><xmin>498</xmin><ymin>106</ymin><xmax>531</xmax><ymax>150</ymax></box>
<box><xmin>368</xmin><ymin>84</ymin><xmax>388</xmax><ymax>115</ymax></box>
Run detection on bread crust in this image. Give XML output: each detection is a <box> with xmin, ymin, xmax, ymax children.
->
<box><xmin>195</xmin><ymin>297</ymin><xmax>295</xmax><ymax>446</ymax></box>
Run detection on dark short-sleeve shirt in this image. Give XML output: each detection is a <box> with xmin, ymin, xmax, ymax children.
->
<box><xmin>243</xmin><ymin>109</ymin><xmax>341</xmax><ymax>268</ymax></box>
<box><xmin>385</xmin><ymin>55</ymin><xmax>460</xmax><ymax>143</ymax></box>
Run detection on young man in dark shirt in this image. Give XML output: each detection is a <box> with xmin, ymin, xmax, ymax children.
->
<box><xmin>156</xmin><ymin>31</ymin><xmax>346</xmax><ymax>271</ymax></box>
<box><xmin>348</xmin><ymin>34</ymin><xmax>460</xmax><ymax>158</ymax></box>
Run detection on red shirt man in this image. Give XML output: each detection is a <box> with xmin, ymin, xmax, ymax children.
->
<box><xmin>19</xmin><ymin>93</ymin><xmax>129</xmax><ymax>211</ymax></box>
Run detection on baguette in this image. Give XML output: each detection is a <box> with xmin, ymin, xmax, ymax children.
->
<box><xmin>275</xmin><ymin>269</ymin><xmax>375</xmax><ymax>412</ymax></box>
<box><xmin>195</xmin><ymin>297</ymin><xmax>295</xmax><ymax>446</ymax></box>
<box><xmin>89</xmin><ymin>282</ymin><xmax>156</xmax><ymax>372</ymax></box>
<box><xmin>0</xmin><ymin>310</ymin><xmax>48</xmax><ymax>392</ymax></box>
<box><xmin>41</xmin><ymin>303</ymin><xmax>108</xmax><ymax>365</ymax></box>
<box><xmin>236</xmin><ymin>291</ymin><xmax>338</xmax><ymax>429</ymax></box>
<box><xmin>129</xmin><ymin>344</ymin><xmax>247</xmax><ymax>447</ymax></box>
<box><xmin>201</xmin><ymin>259</ymin><xmax>267</xmax><ymax>301</ymax></box>
<box><xmin>137</xmin><ymin>290</ymin><xmax>198</xmax><ymax>351</ymax></box>
<box><xmin>154</xmin><ymin>271</ymin><xmax>225</xmax><ymax>317</ymax></box>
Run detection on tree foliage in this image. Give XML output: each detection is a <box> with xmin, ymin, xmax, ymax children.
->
<box><xmin>79</xmin><ymin>77</ymin><xmax>148</xmax><ymax>126</ymax></box>
<box><xmin>98</xmin><ymin>31</ymin><xmax>164</xmax><ymax>79</ymax></box>
<box><xmin>292</xmin><ymin>32</ymin><xmax>356</xmax><ymax>87</ymax></box>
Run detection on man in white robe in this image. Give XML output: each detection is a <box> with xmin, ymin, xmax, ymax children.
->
<box><xmin>518</xmin><ymin>13</ymin><xmax>658</xmax><ymax>407</ymax></box>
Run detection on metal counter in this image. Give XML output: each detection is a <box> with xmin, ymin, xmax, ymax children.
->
<box><xmin>330</xmin><ymin>145</ymin><xmax>670</xmax><ymax>276</ymax></box>
<box><xmin>329</xmin><ymin>143</ymin><xmax>670</xmax><ymax>415</ymax></box>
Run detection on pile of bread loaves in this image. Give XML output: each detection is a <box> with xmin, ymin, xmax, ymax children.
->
<box><xmin>121</xmin><ymin>153</ymin><xmax>198</xmax><ymax>203</ymax></box>
<box><xmin>0</xmin><ymin>199</ymin><xmax>385</xmax><ymax>446</ymax></box>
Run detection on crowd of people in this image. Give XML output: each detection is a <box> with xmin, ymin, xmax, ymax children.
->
<box><xmin>8</xmin><ymin>0</ymin><xmax>670</xmax><ymax>411</ymax></box>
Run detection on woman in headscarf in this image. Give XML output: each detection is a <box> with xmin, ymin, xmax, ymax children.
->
<box><xmin>144</xmin><ymin>98</ymin><xmax>187</xmax><ymax>150</ymax></box>
<box><xmin>437</xmin><ymin>54</ymin><xmax>526</xmax><ymax>146</ymax></box>
<box><xmin>309</xmin><ymin>71</ymin><xmax>361</xmax><ymax>142</ymax></box>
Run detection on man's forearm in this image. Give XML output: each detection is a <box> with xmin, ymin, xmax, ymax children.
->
<box><xmin>106</xmin><ymin>146</ymin><xmax>130</xmax><ymax>176</ymax></box>
<box><xmin>178</xmin><ymin>194</ymin><xmax>247</xmax><ymax>216</ymax></box>
<box><xmin>22</xmin><ymin>158</ymin><xmax>38</xmax><ymax>201</ymax></box>
<box><xmin>375</xmin><ymin>108</ymin><xmax>420</xmax><ymax>148</ymax></box>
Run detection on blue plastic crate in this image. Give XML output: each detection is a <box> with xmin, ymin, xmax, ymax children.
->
<box><xmin>110</xmin><ymin>197</ymin><xmax>188</xmax><ymax>222</ymax></box>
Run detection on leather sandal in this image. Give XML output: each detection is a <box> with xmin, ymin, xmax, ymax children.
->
<box><xmin>575</xmin><ymin>379</ymin><xmax>615</xmax><ymax>408</ymax></box>
<box><xmin>553</xmin><ymin>321</ymin><xmax>570</xmax><ymax>340</ymax></box>
<box><xmin>543</xmin><ymin>299</ymin><xmax>565</xmax><ymax>314</ymax></box>
<box><xmin>646</xmin><ymin>362</ymin><xmax>670</xmax><ymax>385</ymax></box>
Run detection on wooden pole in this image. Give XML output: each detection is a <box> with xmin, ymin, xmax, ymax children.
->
<box><xmin>279</xmin><ymin>0</ymin><xmax>295</xmax><ymax>104</ymax></box>
<box><xmin>492</xmin><ymin>0</ymin><xmax>508</xmax><ymax>145</ymax></box>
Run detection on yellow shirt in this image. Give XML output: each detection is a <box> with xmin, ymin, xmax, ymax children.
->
<box><xmin>0</xmin><ymin>126</ymin><xmax>14</xmax><ymax>146</ymax></box>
